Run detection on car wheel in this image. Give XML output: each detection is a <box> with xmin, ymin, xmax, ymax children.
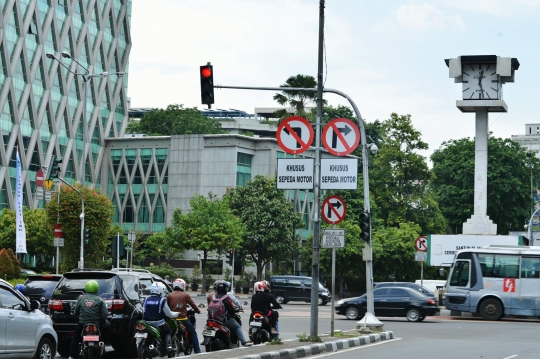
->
<box><xmin>479</xmin><ymin>298</ymin><xmax>503</xmax><ymax>321</ymax></box>
<box><xmin>317</xmin><ymin>297</ymin><xmax>324</xmax><ymax>305</ymax></box>
<box><xmin>345</xmin><ymin>306</ymin><xmax>359</xmax><ymax>320</ymax></box>
<box><xmin>406</xmin><ymin>308</ymin><xmax>421</xmax><ymax>322</ymax></box>
<box><xmin>57</xmin><ymin>341</ymin><xmax>70</xmax><ymax>357</ymax></box>
<box><xmin>275</xmin><ymin>295</ymin><xmax>287</xmax><ymax>304</ymax></box>
<box><xmin>418</xmin><ymin>316</ymin><xmax>426</xmax><ymax>322</ymax></box>
<box><xmin>36</xmin><ymin>337</ymin><xmax>55</xmax><ymax>359</ymax></box>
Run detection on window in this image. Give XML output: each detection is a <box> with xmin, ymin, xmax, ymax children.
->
<box><xmin>0</xmin><ymin>287</ymin><xmax>26</xmax><ymax>310</ymax></box>
<box><xmin>288</xmin><ymin>279</ymin><xmax>302</xmax><ymax>287</ymax></box>
<box><xmin>478</xmin><ymin>254</ymin><xmax>520</xmax><ymax>278</ymax></box>
<box><xmin>236</xmin><ymin>152</ymin><xmax>252</xmax><ymax>186</ymax></box>
<box><xmin>119</xmin><ymin>275</ymin><xmax>140</xmax><ymax>301</ymax></box>
<box><xmin>273</xmin><ymin>278</ymin><xmax>286</xmax><ymax>286</ymax></box>
<box><xmin>521</xmin><ymin>257</ymin><xmax>540</xmax><ymax>279</ymax></box>
<box><xmin>387</xmin><ymin>288</ymin><xmax>408</xmax><ymax>297</ymax></box>
<box><xmin>450</xmin><ymin>261</ymin><xmax>470</xmax><ymax>287</ymax></box>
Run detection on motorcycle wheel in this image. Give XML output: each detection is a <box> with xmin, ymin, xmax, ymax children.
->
<box><xmin>87</xmin><ymin>347</ymin><xmax>94</xmax><ymax>359</ymax></box>
<box><xmin>184</xmin><ymin>339</ymin><xmax>193</xmax><ymax>356</ymax></box>
<box><xmin>137</xmin><ymin>341</ymin><xmax>147</xmax><ymax>359</ymax></box>
<box><xmin>205</xmin><ymin>344</ymin><xmax>212</xmax><ymax>353</ymax></box>
<box><xmin>252</xmin><ymin>334</ymin><xmax>261</xmax><ymax>345</ymax></box>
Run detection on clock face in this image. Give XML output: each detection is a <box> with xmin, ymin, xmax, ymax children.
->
<box><xmin>462</xmin><ymin>63</ymin><xmax>499</xmax><ymax>100</ymax></box>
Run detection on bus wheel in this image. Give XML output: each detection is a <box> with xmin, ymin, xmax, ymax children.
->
<box><xmin>480</xmin><ymin>298</ymin><xmax>503</xmax><ymax>321</ymax></box>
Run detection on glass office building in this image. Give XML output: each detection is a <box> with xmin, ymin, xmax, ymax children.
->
<box><xmin>0</xmin><ymin>0</ymin><xmax>131</xmax><ymax>212</ymax></box>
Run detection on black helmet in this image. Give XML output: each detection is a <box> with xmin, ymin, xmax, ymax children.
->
<box><xmin>224</xmin><ymin>281</ymin><xmax>231</xmax><ymax>292</ymax></box>
<box><xmin>214</xmin><ymin>280</ymin><xmax>228</xmax><ymax>294</ymax></box>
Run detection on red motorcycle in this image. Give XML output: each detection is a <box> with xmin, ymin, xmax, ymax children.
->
<box><xmin>249</xmin><ymin>311</ymin><xmax>272</xmax><ymax>344</ymax></box>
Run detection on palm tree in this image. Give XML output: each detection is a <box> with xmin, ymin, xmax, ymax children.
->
<box><xmin>273</xmin><ymin>74</ymin><xmax>325</xmax><ymax>122</ymax></box>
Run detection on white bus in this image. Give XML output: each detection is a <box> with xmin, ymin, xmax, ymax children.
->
<box><xmin>444</xmin><ymin>245</ymin><xmax>540</xmax><ymax>320</ymax></box>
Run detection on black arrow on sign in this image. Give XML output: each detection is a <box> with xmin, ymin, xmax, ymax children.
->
<box><xmin>284</xmin><ymin>127</ymin><xmax>303</xmax><ymax>148</ymax></box>
<box><xmin>331</xmin><ymin>125</ymin><xmax>352</xmax><ymax>148</ymax></box>
<box><xmin>327</xmin><ymin>201</ymin><xmax>342</xmax><ymax>219</ymax></box>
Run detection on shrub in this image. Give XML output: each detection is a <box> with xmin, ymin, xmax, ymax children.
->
<box><xmin>145</xmin><ymin>263</ymin><xmax>177</xmax><ymax>280</ymax></box>
<box><xmin>8</xmin><ymin>278</ymin><xmax>26</xmax><ymax>287</ymax></box>
<box><xmin>6</xmin><ymin>248</ymin><xmax>21</xmax><ymax>278</ymax></box>
<box><xmin>0</xmin><ymin>249</ymin><xmax>15</xmax><ymax>279</ymax></box>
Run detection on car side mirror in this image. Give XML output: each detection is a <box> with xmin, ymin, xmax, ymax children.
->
<box><xmin>30</xmin><ymin>300</ymin><xmax>40</xmax><ymax>311</ymax></box>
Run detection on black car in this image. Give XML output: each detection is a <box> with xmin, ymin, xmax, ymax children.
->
<box><xmin>374</xmin><ymin>282</ymin><xmax>435</xmax><ymax>297</ymax></box>
<box><xmin>271</xmin><ymin>275</ymin><xmax>331</xmax><ymax>305</ymax></box>
<box><xmin>335</xmin><ymin>286</ymin><xmax>439</xmax><ymax>322</ymax></box>
<box><xmin>24</xmin><ymin>274</ymin><xmax>63</xmax><ymax>314</ymax></box>
<box><xmin>49</xmin><ymin>268</ymin><xmax>171</xmax><ymax>357</ymax></box>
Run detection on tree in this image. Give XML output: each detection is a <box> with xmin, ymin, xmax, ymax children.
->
<box><xmin>6</xmin><ymin>248</ymin><xmax>20</xmax><ymax>278</ymax></box>
<box><xmin>370</xmin><ymin>113</ymin><xmax>447</xmax><ymax>235</ymax></box>
<box><xmin>227</xmin><ymin>176</ymin><xmax>304</xmax><ymax>280</ymax></box>
<box><xmin>143</xmin><ymin>228</ymin><xmax>184</xmax><ymax>263</ymax></box>
<box><xmin>0</xmin><ymin>248</ymin><xmax>14</xmax><ymax>279</ymax></box>
<box><xmin>172</xmin><ymin>193</ymin><xmax>244</xmax><ymax>294</ymax></box>
<box><xmin>431</xmin><ymin>136</ymin><xmax>540</xmax><ymax>235</ymax></box>
<box><xmin>273</xmin><ymin>75</ymin><xmax>321</xmax><ymax>122</ymax></box>
<box><xmin>45</xmin><ymin>183</ymin><xmax>114</xmax><ymax>271</ymax></box>
<box><xmin>125</xmin><ymin>104</ymin><xmax>225</xmax><ymax>136</ymax></box>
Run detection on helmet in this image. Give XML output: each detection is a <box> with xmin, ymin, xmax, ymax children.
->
<box><xmin>85</xmin><ymin>280</ymin><xmax>99</xmax><ymax>294</ymax></box>
<box><xmin>224</xmin><ymin>281</ymin><xmax>231</xmax><ymax>292</ymax></box>
<box><xmin>150</xmin><ymin>283</ymin><xmax>162</xmax><ymax>296</ymax></box>
<box><xmin>214</xmin><ymin>280</ymin><xmax>228</xmax><ymax>294</ymax></box>
<box><xmin>262</xmin><ymin>280</ymin><xmax>271</xmax><ymax>292</ymax></box>
<box><xmin>15</xmin><ymin>284</ymin><xmax>26</xmax><ymax>296</ymax></box>
<box><xmin>172</xmin><ymin>278</ymin><xmax>186</xmax><ymax>291</ymax></box>
<box><xmin>253</xmin><ymin>281</ymin><xmax>266</xmax><ymax>293</ymax></box>
<box><xmin>157</xmin><ymin>282</ymin><xmax>168</xmax><ymax>296</ymax></box>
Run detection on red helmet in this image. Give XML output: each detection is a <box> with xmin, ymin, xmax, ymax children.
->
<box><xmin>253</xmin><ymin>281</ymin><xmax>266</xmax><ymax>293</ymax></box>
<box><xmin>262</xmin><ymin>280</ymin><xmax>271</xmax><ymax>292</ymax></box>
<box><xmin>172</xmin><ymin>278</ymin><xmax>186</xmax><ymax>291</ymax></box>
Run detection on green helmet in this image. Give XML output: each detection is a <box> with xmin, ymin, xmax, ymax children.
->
<box><xmin>85</xmin><ymin>280</ymin><xmax>99</xmax><ymax>293</ymax></box>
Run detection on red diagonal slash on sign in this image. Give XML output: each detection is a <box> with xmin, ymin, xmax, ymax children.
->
<box><xmin>328</xmin><ymin>201</ymin><xmax>343</xmax><ymax>221</ymax></box>
<box><xmin>322</xmin><ymin>195</ymin><xmax>346</xmax><ymax>224</ymax></box>
<box><xmin>283</xmin><ymin>122</ymin><xmax>307</xmax><ymax>149</ymax></box>
<box><xmin>329</xmin><ymin>122</ymin><xmax>352</xmax><ymax>153</ymax></box>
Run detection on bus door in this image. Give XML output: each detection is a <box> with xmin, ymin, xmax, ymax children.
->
<box><xmin>519</xmin><ymin>257</ymin><xmax>540</xmax><ymax>316</ymax></box>
<box><xmin>446</xmin><ymin>260</ymin><xmax>473</xmax><ymax>313</ymax></box>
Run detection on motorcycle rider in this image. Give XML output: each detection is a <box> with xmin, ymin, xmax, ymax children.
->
<box><xmin>262</xmin><ymin>280</ymin><xmax>282</xmax><ymax>334</ymax></box>
<box><xmin>142</xmin><ymin>282</ymin><xmax>179</xmax><ymax>353</ymax></box>
<box><xmin>166</xmin><ymin>278</ymin><xmax>202</xmax><ymax>354</ymax></box>
<box><xmin>250</xmin><ymin>281</ymin><xmax>278</xmax><ymax>334</ymax></box>
<box><xmin>207</xmin><ymin>280</ymin><xmax>253</xmax><ymax>346</ymax></box>
<box><xmin>68</xmin><ymin>280</ymin><xmax>109</xmax><ymax>359</ymax></box>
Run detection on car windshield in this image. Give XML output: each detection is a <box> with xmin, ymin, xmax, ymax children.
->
<box><xmin>54</xmin><ymin>278</ymin><xmax>117</xmax><ymax>299</ymax></box>
<box><xmin>25</xmin><ymin>280</ymin><xmax>59</xmax><ymax>297</ymax></box>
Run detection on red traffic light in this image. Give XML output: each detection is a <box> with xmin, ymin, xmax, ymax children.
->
<box><xmin>201</xmin><ymin>66</ymin><xmax>212</xmax><ymax>78</ymax></box>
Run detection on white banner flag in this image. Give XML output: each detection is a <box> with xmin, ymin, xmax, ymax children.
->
<box><xmin>16</xmin><ymin>150</ymin><xmax>27</xmax><ymax>253</ymax></box>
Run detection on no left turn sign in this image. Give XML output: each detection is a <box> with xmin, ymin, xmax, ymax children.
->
<box><xmin>321</xmin><ymin>195</ymin><xmax>347</xmax><ymax>225</ymax></box>
<box><xmin>322</xmin><ymin>118</ymin><xmax>360</xmax><ymax>156</ymax></box>
<box><xmin>276</xmin><ymin>116</ymin><xmax>314</xmax><ymax>154</ymax></box>
<box><xmin>415</xmin><ymin>236</ymin><xmax>428</xmax><ymax>252</ymax></box>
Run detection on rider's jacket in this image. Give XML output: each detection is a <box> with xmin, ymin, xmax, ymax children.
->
<box><xmin>167</xmin><ymin>290</ymin><xmax>201</xmax><ymax>318</ymax></box>
<box><xmin>74</xmin><ymin>293</ymin><xmax>108</xmax><ymax>324</ymax></box>
<box><xmin>143</xmin><ymin>293</ymin><xmax>178</xmax><ymax>326</ymax></box>
<box><xmin>250</xmin><ymin>292</ymin><xmax>272</xmax><ymax>314</ymax></box>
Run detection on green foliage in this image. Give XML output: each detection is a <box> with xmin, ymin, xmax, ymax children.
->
<box><xmin>126</xmin><ymin>104</ymin><xmax>225</xmax><ymax>136</ymax></box>
<box><xmin>0</xmin><ymin>249</ymin><xmax>14</xmax><ymax>279</ymax></box>
<box><xmin>273</xmin><ymin>75</ymin><xmax>322</xmax><ymax>122</ymax></box>
<box><xmin>191</xmin><ymin>265</ymin><xmax>201</xmax><ymax>285</ymax></box>
<box><xmin>45</xmin><ymin>183</ymin><xmax>113</xmax><ymax>271</ymax></box>
<box><xmin>227</xmin><ymin>176</ymin><xmax>304</xmax><ymax>280</ymax></box>
<box><xmin>431</xmin><ymin>136</ymin><xmax>539</xmax><ymax>235</ymax></box>
<box><xmin>296</xmin><ymin>332</ymin><xmax>308</xmax><ymax>342</ymax></box>
<box><xmin>8</xmin><ymin>278</ymin><xmax>26</xmax><ymax>286</ymax></box>
<box><xmin>224</xmin><ymin>267</ymin><xmax>232</xmax><ymax>282</ymax></box>
<box><xmin>143</xmin><ymin>228</ymin><xmax>183</xmax><ymax>261</ymax></box>
<box><xmin>172</xmin><ymin>193</ymin><xmax>244</xmax><ymax>293</ymax></box>
<box><xmin>146</xmin><ymin>263</ymin><xmax>177</xmax><ymax>280</ymax></box>
<box><xmin>6</xmin><ymin>248</ymin><xmax>20</xmax><ymax>278</ymax></box>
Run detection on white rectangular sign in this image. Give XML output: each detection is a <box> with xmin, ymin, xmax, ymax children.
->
<box><xmin>54</xmin><ymin>238</ymin><xmax>64</xmax><ymax>247</ymax></box>
<box><xmin>320</xmin><ymin>158</ymin><xmax>358</xmax><ymax>190</ymax></box>
<box><xmin>277</xmin><ymin>158</ymin><xmax>314</xmax><ymax>190</ymax></box>
<box><xmin>36</xmin><ymin>187</ymin><xmax>44</xmax><ymax>200</ymax></box>
<box><xmin>415</xmin><ymin>252</ymin><xmax>427</xmax><ymax>262</ymax></box>
<box><xmin>45</xmin><ymin>191</ymin><xmax>52</xmax><ymax>202</ymax></box>
<box><xmin>321</xmin><ymin>229</ymin><xmax>345</xmax><ymax>248</ymax></box>
<box><xmin>428</xmin><ymin>234</ymin><xmax>524</xmax><ymax>267</ymax></box>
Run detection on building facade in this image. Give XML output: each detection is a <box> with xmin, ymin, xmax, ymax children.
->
<box><xmin>0</xmin><ymin>0</ymin><xmax>132</xmax><ymax>211</ymax></box>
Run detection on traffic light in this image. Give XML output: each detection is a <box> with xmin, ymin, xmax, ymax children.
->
<box><xmin>84</xmin><ymin>227</ymin><xmax>91</xmax><ymax>245</ymax></box>
<box><xmin>47</xmin><ymin>156</ymin><xmax>63</xmax><ymax>180</ymax></box>
<box><xmin>226</xmin><ymin>249</ymin><xmax>234</xmax><ymax>266</ymax></box>
<box><xmin>107</xmin><ymin>236</ymin><xmax>117</xmax><ymax>258</ymax></box>
<box><xmin>118</xmin><ymin>236</ymin><xmax>126</xmax><ymax>259</ymax></box>
<box><xmin>200</xmin><ymin>63</ymin><xmax>214</xmax><ymax>108</ymax></box>
<box><xmin>359</xmin><ymin>212</ymin><xmax>371</xmax><ymax>243</ymax></box>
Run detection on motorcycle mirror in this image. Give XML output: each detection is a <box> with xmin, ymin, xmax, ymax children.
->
<box><xmin>198</xmin><ymin>303</ymin><xmax>205</xmax><ymax>308</ymax></box>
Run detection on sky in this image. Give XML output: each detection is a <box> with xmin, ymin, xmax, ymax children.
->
<box><xmin>128</xmin><ymin>0</ymin><xmax>540</xmax><ymax>161</ymax></box>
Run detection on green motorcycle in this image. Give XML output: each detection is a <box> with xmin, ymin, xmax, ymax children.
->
<box><xmin>134</xmin><ymin>319</ymin><xmax>181</xmax><ymax>359</ymax></box>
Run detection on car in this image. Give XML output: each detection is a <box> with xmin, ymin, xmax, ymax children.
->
<box><xmin>24</xmin><ymin>274</ymin><xmax>63</xmax><ymax>314</ymax></box>
<box><xmin>49</xmin><ymin>268</ymin><xmax>171</xmax><ymax>357</ymax></box>
<box><xmin>335</xmin><ymin>286</ymin><xmax>439</xmax><ymax>322</ymax></box>
<box><xmin>0</xmin><ymin>278</ymin><xmax>58</xmax><ymax>358</ymax></box>
<box><xmin>374</xmin><ymin>282</ymin><xmax>435</xmax><ymax>296</ymax></box>
<box><xmin>21</xmin><ymin>269</ymin><xmax>37</xmax><ymax>275</ymax></box>
<box><xmin>271</xmin><ymin>275</ymin><xmax>331</xmax><ymax>305</ymax></box>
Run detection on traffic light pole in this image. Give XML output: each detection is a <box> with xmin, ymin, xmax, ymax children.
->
<box><xmin>57</xmin><ymin>177</ymin><xmax>85</xmax><ymax>269</ymax></box>
<box><xmin>231</xmin><ymin>250</ymin><xmax>235</xmax><ymax>292</ymax></box>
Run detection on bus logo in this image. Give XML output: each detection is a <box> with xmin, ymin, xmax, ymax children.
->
<box><xmin>503</xmin><ymin>278</ymin><xmax>515</xmax><ymax>293</ymax></box>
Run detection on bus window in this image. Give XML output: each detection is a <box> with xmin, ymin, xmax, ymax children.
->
<box><xmin>450</xmin><ymin>261</ymin><xmax>470</xmax><ymax>287</ymax></box>
<box><xmin>478</xmin><ymin>254</ymin><xmax>519</xmax><ymax>278</ymax></box>
<box><xmin>521</xmin><ymin>257</ymin><xmax>540</xmax><ymax>279</ymax></box>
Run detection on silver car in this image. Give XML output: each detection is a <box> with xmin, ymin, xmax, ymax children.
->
<box><xmin>0</xmin><ymin>279</ymin><xmax>57</xmax><ymax>359</ymax></box>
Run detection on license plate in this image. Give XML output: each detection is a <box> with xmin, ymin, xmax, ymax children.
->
<box><xmin>134</xmin><ymin>333</ymin><xmax>148</xmax><ymax>338</ymax></box>
<box><xmin>83</xmin><ymin>336</ymin><xmax>99</xmax><ymax>342</ymax></box>
<box><xmin>250</xmin><ymin>321</ymin><xmax>262</xmax><ymax>327</ymax></box>
<box><xmin>202</xmin><ymin>330</ymin><xmax>216</xmax><ymax>337</ymax></box>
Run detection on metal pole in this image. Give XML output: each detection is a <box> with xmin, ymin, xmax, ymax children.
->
<box><xmin>309</xmin><ymin>0</ymin><xmax>325</xmax><ymax>339</ymax></box>
<box><xmin>57</xmin><ymin>177</ymin><xmax>84</xmax><ymax>268</ymax></box>
<box><xmin>117</xmin><ymin>232</ymin><xmax>120</xmax><ymax>269</ymax></box>
<box><xmin>421</xmin><ymin>261</ymin><xmax>424</xmax><ymax>292</ymax></box>
<box><xmin>56</xmin><ymin>182</ymin><xmax>61</xmax><ymax>274</ymax></box>
<box><xmin>231</xmin><ymin>250</ymin><xmax>235</xmax><ymax>293</ymax></box>
<box><xmin>130</xmin><ymin>238</ymin><xmax>134</xmax><ymax>269</ymax></box>
<box><xmin>529</xmin><ymin>207</ymin><xmax>540</xmax><ymax>246</ymax></box>
<box><xmin>331</xmin><ymin>226</ymin><xmax>336</xmax><ymax>336</ymax></box>
<box><xmin>81</xmin><ymin>75</ymin><xmax>89</xmax><ymax>185</ymax></box>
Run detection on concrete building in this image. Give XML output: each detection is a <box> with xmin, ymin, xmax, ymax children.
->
<box><xmin>0</xmin><ymin>0</ymin><xmax>132</xmax><ymax>212</ymax></box>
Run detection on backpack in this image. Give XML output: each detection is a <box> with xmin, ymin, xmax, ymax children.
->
<box><xmin>208</xmin><ymin>294</ymin><xmax>229</xmax><ymax>322</ymax></box>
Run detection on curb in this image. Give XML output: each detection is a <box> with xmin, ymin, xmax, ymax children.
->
<box><xmin>231</xmin><ymin>331</ymin><xmax>394</xmax><ymax>359</ymax></box>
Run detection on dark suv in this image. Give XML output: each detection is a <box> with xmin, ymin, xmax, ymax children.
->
<box><xmin>24</xmin><ymin>274</ymin><xmax>63</xmax><ymax>314</ymax></box>
<box><xmin>49</xmin><ymin>268</ymin><xmax>171</xmax><ymax>357</ymax></box>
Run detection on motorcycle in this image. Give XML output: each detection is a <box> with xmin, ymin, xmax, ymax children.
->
<box><xmin>201</xmin><ymin>307</ymin><xmax>243</xmax><ymax>352</ymax></box>
<box><xmin>78</xmin><ymin>322</ymin><xmax>105</xmax><ymax>359</ymax></box>
<box><xmin>171</xmin><ymin>304</ymin><xmax>197</xmax><ymax>356</ymax></box>
<box><xmin>134</xmin><ymin>319</ymin><xmax>180</xmax><ymax>359</ymax></box>
<box><xmin>249</xmin><ymin>311</ymin><xmax>273</xmax><ymax>345</ymax></box>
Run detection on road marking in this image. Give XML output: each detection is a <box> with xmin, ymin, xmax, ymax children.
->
<box><xmin>306</xmin><ymin>338</ymin><xmax>402</xmax><ymax>358</ymax></box>
<box><xmin>502</xmin><ymin>356</ymin><xmax>518</xmax><ymax>359</ymax></box>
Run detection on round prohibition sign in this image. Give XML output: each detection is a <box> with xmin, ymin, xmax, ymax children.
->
<box><xmin>321</xmin><ymin>195</ymin><xmax>347</xmax><ymax>225</ymax></box>
<box><xmin>415</xmin><ymin>236</ymin><xmax>428</xmax><ymax>252</ymax></box>
<box><xmin>276</xmin><ymin>116</ymin><xmax>314</xmax><ymax>154</ymax></box>
<box><xmin>322</xmin><ymin>118</ymin><xmax>360</xmax><ymax>156</ymax></box>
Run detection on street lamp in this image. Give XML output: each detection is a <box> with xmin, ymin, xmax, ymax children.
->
<box><xmin>45</xmin><ymin>51</ymin><xmax>124</xmax><ymax>185</ymax></box>
<box><xmin>527</xmin><ymin>152</ymin><xmax>534</xmax><ymax>218</ymax></box>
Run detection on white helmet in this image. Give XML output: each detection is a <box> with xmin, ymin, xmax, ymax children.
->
<box><xmin>157</xmin><ymin>282</ymin><xmax>168</xmax><ymax>296</ymax></box>
<box><xmin>150</xmin><ymin>283</ymin><xmax>162</xmax><ymax>296</ymax></box>
<box><xmin>172</xmin><ymin>278</ymin><xmax>186</xmax><ymax>291</ymax></box>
